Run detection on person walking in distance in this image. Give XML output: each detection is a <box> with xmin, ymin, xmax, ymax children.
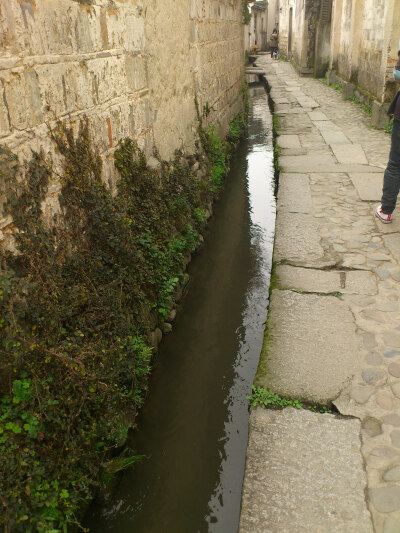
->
<box><xmin>376</xmin><ymin>50</ymin><xmax>400</xmax><ymax>223</ymax></box>
<box><xmin>270</xmin><ymin>29</ymin><xmax>278</xmax><ymax>59</ymax></box>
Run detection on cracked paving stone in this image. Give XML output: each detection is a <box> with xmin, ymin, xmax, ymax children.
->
<box><xmin>255</xmin><ymin>291</ymin><xmax>364</xmax><ymax>404</ymax></box>
<box><xmin>389</xmin><ymin>363</ymin><xmax>400</xmax><ymax>378</ymax></box>
<box><xmin>391</xmin><ymin>430</ymin><xmax>400</xmax><ymax>448</ymax></box>
<box><xmin>362</xmin><ymin>369</ymin><xmax>387</xmax><ymax>386</ymax></box>
<box><xmin>239</xmin><ymin>408</ymin><xmax>372</xmax><ymax>532</ymax></box>
<box><xmin>369</xmin><ymin>486</ymin><xmax>400</xmax><ymax>513</ymax></box>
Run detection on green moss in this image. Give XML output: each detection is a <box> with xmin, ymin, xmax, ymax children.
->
<box><xmin>272</xmin><ymin>113</ymin><xmax>281</xmax><ymax>133</ymax></box>
<box><xmin>268</xmin><ymin>261</ymin><xmax>279</xmax><ymax>297</ymax></box>
<box><xmin>254</xmin><ymin>306</ymin><xmax>274</xmax><ymax>387</ymax></box>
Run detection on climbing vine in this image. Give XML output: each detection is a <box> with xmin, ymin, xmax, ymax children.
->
<box><xmin>0</xmin><ymin>96</ymin><xmax>248</xmax><ymax>532</ymax></box>
<box><xmin>242</xmin><ymin>0</ymin><xmax>252</xmax><ymax>25</ymax></box>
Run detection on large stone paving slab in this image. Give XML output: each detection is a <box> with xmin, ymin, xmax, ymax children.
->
<box><xmin>278</xmin><ymin>114</ymin><xmax>313</xmax><ymax>133</ymax></box>
<box><xmin>274</xmin><ymin>212</ymin><xmax>333</xmax><ymax>266</ymax></box>
<box><xmin>276</xmin><ymin>173</ymin><xmax>311</xmax><ymax>213</ymax></box>
<box><xmin>321</xmin><ymin>129</ymin><xmax>351</xmax><ymax>145</ymax></box>
<box><xmin>279</xmin><ymin>154</ymin><xmax>382</xmax><ymax>173</ymax></box>
<box><xmin>277</xmin><ymin>134</ymin><xmax>301</xmax><ymax>149</ymax></box>
<box><xmin>255</xmin><ymin>290</ymin><xmax>364</xmax><ymax>404</ymax></box>
<box><xmin>331</xmin><ymin>143</ymin><xmax>368</xmax><ymax>165</ymax></box>
<box><xmin>277</xmin><ymin>265</ymin><xmax>378</xmax><ymax>295</ymax></box>
<box><xmin>308</xmin><ymin>110</ymin><xmax>329</xmax><ymax>121</ymax></box>
<box><xmin>239</xmin><ymin>408</ymin><xmax>373</xmax><ymax>533</ymax></box>
<box><xmin>350</xmin><ymin>173</ymin><xmax>384</xmax><ymax>201</ymax></box>
<box><xmin>297</xmin><ymin>96</ymin><xmax>319</xmax><ymax>108</ymax></box>
<box><xmin>313</xmin><ymin>120</ymin><xmax>350</xmax><ymax>144</ymax></box>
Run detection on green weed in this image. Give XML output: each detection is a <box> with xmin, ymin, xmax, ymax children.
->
<box><xmin>346</xmin><ymin>95</ymin><xmax>372</xmax><ymax>116</ymax></box>
<box><xmin>248</xmin><ymin>386</ymin><xmax>333</xmax><ymax>414</ymax></box>
<box><xmin>242</xmin><ymin>0</ymin><xmax>251</xmax><ymax>24</ymax></box>
<box><xmin>385</xmin><ymin>117</ymin><xmax>394</xmax><ymax>134</ymax></box>
<box><xmin>248</xmin><ymin>386</ymin><xmax>303</xmax><ymax>409</ymax></box>
<box><xmin>0</xmin><ymin>87</ymin><xmax>249</xmax><ymax>531</ymax></box>
<box><xmin>0</xmin><ymin>122</ymin><xmax>213</xmax><ymax>531</ymax></box>
<box><xmin>331</xmin><ymin>82</ymin><xmax>343</xmax><ymax>93</ymax></box>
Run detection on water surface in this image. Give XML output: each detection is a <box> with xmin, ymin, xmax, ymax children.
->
<box><xmin>85</xmin><ymin>85</ymin><xmax>276</xmax><ymax>533</ymax></box>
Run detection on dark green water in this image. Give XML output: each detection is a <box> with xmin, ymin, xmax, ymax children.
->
<box><xmin>84</xmin><ymin>85</ymin><xmax>275</xmax><ymax>533</ymax></box>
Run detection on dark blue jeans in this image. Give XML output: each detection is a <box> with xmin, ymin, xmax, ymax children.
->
<box><xmin>382</xmin><ymin>118</ymin><xmax>400</xmax><ymax>214</ymax></box>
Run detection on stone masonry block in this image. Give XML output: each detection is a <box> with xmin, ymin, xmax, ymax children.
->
<box><xmin>343</xmin><ymin>81</ymin><xmax>355</xmax><ymax>99</ymax></box>
<box><xmin>371</xmin><ymin>101</ymin><xmax>390</xmax><ymax>129</ymax></box>
<box><xmin>327</xmin><ymin>70</ymin><xmax>337</xmax><ymax>85</ymax></box>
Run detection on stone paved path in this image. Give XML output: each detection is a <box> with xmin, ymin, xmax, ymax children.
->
<box><xmin>240</xmin><ymin>57</ymin><xmax>400</xmax><ymax>533</ymax></box>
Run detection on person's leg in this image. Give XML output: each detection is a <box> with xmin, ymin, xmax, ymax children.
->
<box><xmin>271</xmin><ymin>47</ymin><xmax>274</xmax><ymax>58</ymax></box>
<box><xmin>381</xmin><ymin>119</ymin><xmax>400</xmax><ymax>214</ymax></box>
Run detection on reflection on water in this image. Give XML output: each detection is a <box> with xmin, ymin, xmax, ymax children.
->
<box><xmin>84</xmin><ymin>86</ymin><xmax>276</xmax><ymax>533</ymax></box>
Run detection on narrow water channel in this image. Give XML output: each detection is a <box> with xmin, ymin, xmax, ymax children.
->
<box><xmin>84</xmin><ymin>84</ymin><xmax>276</xmax><ymax>533</ymax></box>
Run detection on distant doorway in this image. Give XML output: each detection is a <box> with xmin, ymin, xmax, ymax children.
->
<box><xmin>288</xmin><ymin>7</ymin><xmax>293</xmax><ymax>57</ymax></box>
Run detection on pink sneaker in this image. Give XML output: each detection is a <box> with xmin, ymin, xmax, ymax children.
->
<box><xmin>375</xmin><ymin>205</ymin><xmax>392</xmax><ymax>223</ymax></box>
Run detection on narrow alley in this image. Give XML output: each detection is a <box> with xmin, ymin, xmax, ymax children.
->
<box><xmin>240</xmin><ymin>55</ymin><xmax>400</xmax><ymax>533</ymax></box>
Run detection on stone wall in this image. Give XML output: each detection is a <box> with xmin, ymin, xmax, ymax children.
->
<box><xmin>278</xmin><ymin>0</ymin><xmax>323</xmax><ymax>75</ymax></box>
<box><xmin>330</xmin><ymin>0</ymin><xmax>399</xmax><ymax>103</ymax></box>
<box><xmin>266</xmin><ymin>0</ymin><xmax>279</xmax><ymax>48</ymax></box>
<box><xmin>0</xmin><ymin>0</ymin><xmax>245</xmax><ymax>238</ymax></box>
<box><xmin>244</xmin><ymin>2</ymin><xmax>268</xmax><ymax>54</ymax></box>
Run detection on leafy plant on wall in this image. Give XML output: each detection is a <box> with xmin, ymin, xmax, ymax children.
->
<box><xmin>0</xmin><ymin>93</ymin><xmax>249</xmax><ymax>532</ymax></box>
<box><xmin>242</xmin><ymin>0</ymin><xmax>252</xmax><ymax>25</ymax></box>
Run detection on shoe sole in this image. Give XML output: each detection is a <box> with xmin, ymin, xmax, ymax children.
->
<box><xmin>375</xmin><ymin>211</ymin><xmax>392</xmax><ymax>223</ymax></box>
